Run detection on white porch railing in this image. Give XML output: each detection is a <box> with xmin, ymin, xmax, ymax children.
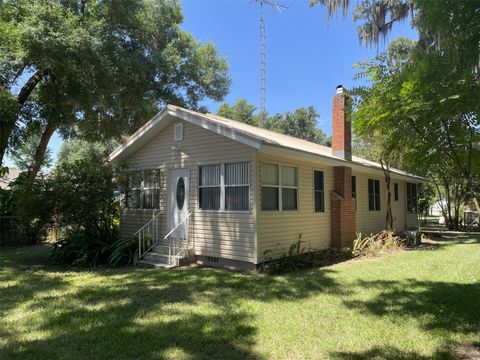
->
<box><xmin>164</xmin><ymin>212</ymin><xmax>192</xmax><ymax>267</ymax></box>
<box><xmin>136</xmin><ymin>212</ymin><xmax>161</xmax><ymax>259</ymax></box>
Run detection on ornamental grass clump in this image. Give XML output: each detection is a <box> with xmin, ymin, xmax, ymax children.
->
<box><xmin>352</xmin><ymin>230</ymin><xmax>403</xmax><ymax>257</ymax></box>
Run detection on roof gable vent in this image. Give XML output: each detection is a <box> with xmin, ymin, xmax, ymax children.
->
<box><xmin>174</xmin><ymin>123</ymin><xmax>183</xmax><ymax>142</ymax></box>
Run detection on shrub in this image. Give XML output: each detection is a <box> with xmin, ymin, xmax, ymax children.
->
<box><xmin>0</xmin><ymin>173</ymin><xmax>55</xmax><ymax>246</ymax></box>
<box><xmin>261</xmin><ymin>234</ymin><xmax>306</xmax><ymax>274</ymax></box>
<box><xmin>108</xmin><ymin>237</ymin><xmax>139</xmax><ymax>266</ymax></box>
<box><xmin>50</xmin><ymin>228</ymin><xmax>112</xmax><ymax>267</ymax></box>
<box><xmin>51</xmin><ymin>154</ymin><xmax>120</xmax><ymax>244</ymax></box>
<box><xmin>48</xmin><ymin>154</ymin><xmax>133</xmax><ymax>267</ymax></box>
<box><xmin>352</xmin><ymin>231</ymin><xmax>403</xmax><ymax>257</ymax></box>
<box><xmin>260</xmin><ymin>234</ymin><xmax>352</xmax><ymax>274</ymax></box>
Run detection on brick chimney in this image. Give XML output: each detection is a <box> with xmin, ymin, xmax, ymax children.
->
<box><xmin>332</xmin><ymin>85</ymin><xmax>351</xmax><ymax>161</ymax></box>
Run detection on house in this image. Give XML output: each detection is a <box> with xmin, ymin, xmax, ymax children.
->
<box><xmin>0</xmin><ymin>168</ymin><xmax>23</xmax><ymax>190</ymax></box>
<box><xmin>109</xmin><ymin>86</ymin><xmax>425</xmax><ymax>269</ymax></box>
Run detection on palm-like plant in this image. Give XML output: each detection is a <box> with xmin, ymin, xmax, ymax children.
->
<box><xmin>309</xmin><ymin>0</ymin><xmax>414</xmax><ymax>46</ymax></box>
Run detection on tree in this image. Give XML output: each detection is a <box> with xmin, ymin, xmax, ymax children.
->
<box><xmin>309</xmin><ymin>0</ymin><xmax>414</xmax><ymax>46</ymax></box>
<box><xmin>217</xmin><ymin>99</ymin><xmax>259</xmax><ymax>126</ymax></box>
<box><xmin>316</xmin><ymin>0</ymin><xmax>480</xmax><ymax>215</ymax></box>
<box><xmin>56</xmin><ymin>139</ymin><xmax>114</xmax><ymax>167</ymax></box>
<box><xmin>0</xmin><ymin>0</ymin><xmax>231</xmax><ymax>177</ymax></box>
<box><xmin>352</xmin><ymin>38</ymin><xmax>416</xmax><ymax>231</ymax></box>
<box><xmin>266</xmin><ymin>106</ymin><xmax>330</xmax><ymax>145</ymax></box>
<box><xmin>9</xmin><ymin>131</ymin><xmax>52</xmax><ymax>171</ymax></box>
<box><xmin>217</xmin><ymin>100</ymin><xmax>331</xmax><ymax>146</ymax></box>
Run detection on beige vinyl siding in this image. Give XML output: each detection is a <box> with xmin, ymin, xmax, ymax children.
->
<box><xmin>355</xmin><ymin>172</ymin><xmax>417</xmax><ymax>234</ymax></box>
<box><xmin>256</xmin><ymin>152</ymin><xmax>332</xmax><ymax>262</ymax></box>
<box><xmin>391</xmin><ymin>181</ymin><xmax>406</xmax><ymax>230</ymax></box>
<box><xmin>120</xmin><ymin>120</ymin><xmax>257</xmax><ymax>263</ymax></box>
<box><xmin>354</xmin><ymin>172</ymin><xmax>385</xmax><ymax>235</ymax></box>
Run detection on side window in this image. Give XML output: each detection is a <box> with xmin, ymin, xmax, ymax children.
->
<box><xmin>260</xmin><ymin>163</ymin><xmax>279</xmax><ymax>211</ymax></box>
<box><xmin>142</xmin><ymin>170</ymin><xmax>161</xmax><ymax>209</ymax></box>
<box><xmin>394</xmin><ymin>183</ymin><xmax>399</xmax><ymax>201</ymax></box>
<box><xmin>126</xmin><ymin>170</ymin><xmax>160</xmax><ymax>209</ymax></box>
<box><xmin>260</xmin><ymin>163</ymin><xmax>298</xmax><ymax>211</ymax></box>
<box><xmin>407</xmin><ymin>182</ymin><xmax>418</xmax><ymax>213</ymax></box>
<box><xmin>281</xmin><ymin>166</ymin><xmax>298</xmax><ymax>211</ymax></box>
<box><xmin>352</xmin><ymin>176</ymin><xmax>357</xmax><ymax>200</ymax></box>
<box><xmin>368</xmin><ymin>179</ymin><xmax>381</xmax><ymax>211</ymax></box>
<box><xmin>314</xmin><ymin>171</ymin><xmax>325</xmax><ymax>213</ymax></box>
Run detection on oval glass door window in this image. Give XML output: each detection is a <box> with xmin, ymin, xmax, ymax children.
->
<box><xmin>176</xmin><ymin>177</ymin><xmax>185</xmax><ymax>210</ymax></box>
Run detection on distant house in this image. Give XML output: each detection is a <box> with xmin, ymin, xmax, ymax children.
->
<box><xmin>429</xmin><ymin>199</ymin><xmax>446</xmax><ymax>216</ymax></box>
<box><xmin>109</xmin><ymin>86</ymin><xmax>425</xmax><ymax>269</ymax></box>
<box><xmin>0</xmin><ymin>168</ymin><xmax>23</xmax><ymax>190</ymax></box>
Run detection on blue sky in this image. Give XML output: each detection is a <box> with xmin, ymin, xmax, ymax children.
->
<box><xmin>6</xmin><ymin>0</ymin><xmax>417</xmax><ymax>167</ymax></box>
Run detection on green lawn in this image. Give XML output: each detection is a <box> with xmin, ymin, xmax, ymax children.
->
<box><xmin>1</xmin><ymin>235</ymin><xmax>479</xmax><ymax>360</ymax></box>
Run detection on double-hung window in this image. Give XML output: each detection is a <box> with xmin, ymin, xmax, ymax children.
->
<box><xmin>407</xmin><ymin>182</ymin><xmax>418</xmax><ymax>213</ymax></box>
<box><xmin>314</xmin><ymin>170</ymin><xmax>325</xmax><ymax>213</ymax></box>
<box><xmin>199</xmin><ymin>164</ymin><xmax>221</xmax><ymax>210</ymax></box>
<box><xmin>261</xmin><ymin>163</ymin><xmax>298</xmax><ymax>211</ymax></box>
<box><xmin>368</xmin><ymin>179</ymin><xmax>381</xmax><ymax>211</ymax></box>
<box><xmin>352</xmin><ymin>176</ymin><xmax>357</xmax><ymax>200</ymax></box>
<box><xmin>225</xmin><ymin>162</ymin><xmax>249</xmax><ymax>211</ymax></box>
<box><xmin>260</xmin><ymin>163</ymin><xmax>279</xmax><ymax>211</ymax></box>
<box><xmin>352</xmin><ymin>175</ymin><xmax>357</xmax><ymax>210</ymax></box>
<box><xmin>126</xmin><ymin>169</ymin><xmax>160</xmax><ymax>209</ymax></box>
<box><xmin>199</xmin><ymin>162</ymin><xmax>250</xmax><ymax>211</ymax></box>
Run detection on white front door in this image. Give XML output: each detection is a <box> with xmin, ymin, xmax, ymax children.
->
<box><xmin>169</xmin><ymin>169</ymin><xmax>189</xmax><ymax>239</ymax></box>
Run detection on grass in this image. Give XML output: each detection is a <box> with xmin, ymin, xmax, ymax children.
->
<box><xmin>1</xmin><ymin>235</ymin><xmax>479</xmax><ymax>359</ymax></box>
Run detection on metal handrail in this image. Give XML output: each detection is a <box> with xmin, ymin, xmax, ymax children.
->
<box><xmin>165</xmin><ymin>212</ymin><xmax>192</xmax><ymax>267</ymax></box>
<box><xmin>136</xmin><ymin>212</ymin><xmax>161</xmax><ymax>259</ymax></box>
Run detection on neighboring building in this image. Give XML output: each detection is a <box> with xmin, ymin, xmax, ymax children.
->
<box><xmin>109</xmin><ymin>86</ymin><xmax>425</xmax><ymax>269</ymax></box>
<box><xmin>0</xmin><ymin>168</ymin><xmax>23</xmax><ymax>190</ymax></box>
<box><xmin>429</xmin><ymin>199</ymin><xmax>446</xmax><ymax>217</ymax></box>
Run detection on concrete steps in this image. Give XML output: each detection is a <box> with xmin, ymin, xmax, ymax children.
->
<box><xmin>138</xmin><ymin>242</ymin><xmax>187</xmax><ymax>269</ymax></box>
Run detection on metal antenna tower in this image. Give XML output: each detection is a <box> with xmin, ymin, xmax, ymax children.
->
<box><xmin>253</xmin><ymin>0</ymin><xmax>286</xmax><ymax>126</ymax></box>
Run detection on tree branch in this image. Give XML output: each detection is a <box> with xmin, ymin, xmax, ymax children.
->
<box><xmin>17</xmin><ymin>69</ymin><xmax>49</xmax><ymax>105</ymax></box>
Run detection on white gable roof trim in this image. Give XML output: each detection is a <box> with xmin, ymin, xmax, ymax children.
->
<box><xmin>109</xmin><ymin>105</ymin><xmax>425</xmax><ymax>182</ymax></box>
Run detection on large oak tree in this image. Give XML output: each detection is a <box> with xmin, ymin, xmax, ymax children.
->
<box><xmin>0</xmin><ymin>0</ymin><xmax>231</xmax><ymax>176</ymax></box>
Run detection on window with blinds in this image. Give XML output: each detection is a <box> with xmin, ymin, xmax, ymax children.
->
<box><xmin>225</xmin><ymin>162</ymin><xmax>249</xmax><ymax>211</ymax></box>
<box><xmin>126</xmin><ymin>169</ymin><xmax>161</xmax><ymax>209</ymax></box>
<box><xmin>199</xmin><ymin>164</ymin><xmax>221</xmax><ymax>210</ymax></box>
<box><xmin>199</xmin><ymin>162</ymin><xmax>250</xmax><ymax>211</ymax></box>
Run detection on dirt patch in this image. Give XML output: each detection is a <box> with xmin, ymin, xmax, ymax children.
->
<box><xmin>454</xmin><ymin>344</ymin><xmax>480</xmax><ymax>360</ymax></box>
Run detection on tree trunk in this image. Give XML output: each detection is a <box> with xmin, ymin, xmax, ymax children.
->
<box><xmin>381</xmin><ymin>159</ymin><xmax>394</xmax><ymax>232</ymax></box>
<box><xmin>0</xmin><ymin>69</ymin><xmax>49</xmax><ymax>167</ymax></box>
<box><xmin>28</xmin><ymin>122</ymin><xmax>58</xmax><ymax>177</ymax></box>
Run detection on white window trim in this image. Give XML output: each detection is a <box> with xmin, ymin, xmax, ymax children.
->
<box><xmin>313</xmin><ymin>169</ymin><xmax>325</xmax><ymax>213</ymax></box>
<box><xmin>260</xmin><ymin>162</ymin><xmax>299</xmax><ymax>212</ymax></box>
<box><xmin>126</xmin><ymin>169</ymin><xmax>161</xmax><ymax>210</ymax></box>
<box><xmin>198</xmin><ymin>162</ymin><xmax>250</xmax><ymax>213</ymax></box>
<box><xmin>368</xmin><ymin>178</ymin><xmax>381</xmax><ymax>212</ymax></box>
<box><xmin>407</xmin><ymin>182</ymin><xmax>418</xmax><ymax>214</ymax></box>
